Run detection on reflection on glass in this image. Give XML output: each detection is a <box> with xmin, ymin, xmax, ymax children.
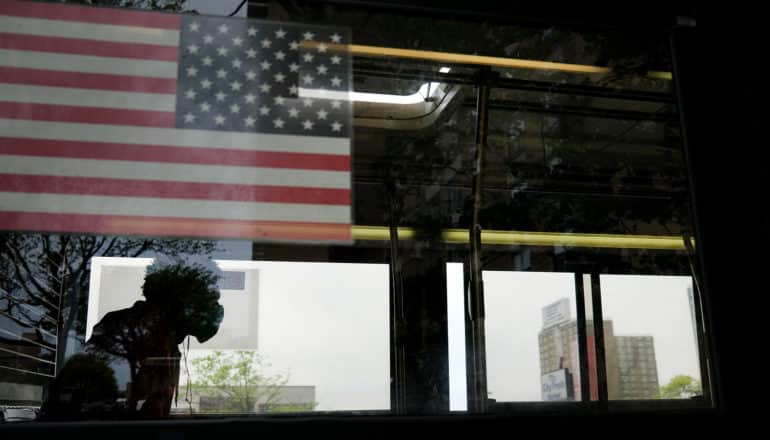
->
<box><xmin>600</xmin><ymin>274</ymin><xmax>701</xmax><ymax>400</ymax></box>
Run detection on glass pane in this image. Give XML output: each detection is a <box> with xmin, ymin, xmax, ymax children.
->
<box><xmin>600</xmin><ymin>274</ymin><xmax>701</xmax><ymax>400</ymax></box>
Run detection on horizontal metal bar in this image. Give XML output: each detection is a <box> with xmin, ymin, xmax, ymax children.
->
<box><xmin>351</xmin><ymin>226</ymin><xmax>693</xmax><ymax>250</ymax></box>
<box><xmin>0</xmin><ymin>327</ymin><xmax>56</xmax><ymax>352</ymax></box>
<box><xmin>0</xmin><ymin>346</ymin><xmax>56</xmax><ymax>365</ymax></box>
<box><xmin>0</xmin><ymin>364</ymin><xmax>55</xmax><ymax>378</ymax></box>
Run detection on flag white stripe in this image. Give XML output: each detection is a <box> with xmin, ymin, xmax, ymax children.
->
<box><xmin>0</xmin><ymin>192</ymin><xmax>351</xmax><ymax>223</ymax></box>
<box><xmin>0</xmin><ymin>155</ymin><xmax>350</xmax><ymax>189</ymax></box>
<box><xmin>0</xmin><ymin>49</ymin><xmax>178</xmax><ymax>78</ymax></box>
<box><xmin>0</xmin><ymin>15</ymin><xmax>180</xmax><ymax>46</ymax></box>
<box><xmin>0</xmin><ymin>84</ymin><xmax>176</xmax><ymax>112</ymax></box>
<box><xmin>0</xmin><ymin>119</ymin><xmax>350</xmax><ymax>155</ymax></box>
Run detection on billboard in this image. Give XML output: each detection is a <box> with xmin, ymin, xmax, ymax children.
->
<box><xmin>542</xmin><ymin>298</ymin><xmax>571</xmax><ymax>329</ymax></box>
<box><xmin>541</xmin><ymin>368</ymin><xmax>574</xmax><ymax>401</ymax></box>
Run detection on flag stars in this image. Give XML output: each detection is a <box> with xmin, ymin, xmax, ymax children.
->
<box><xmin>317</xmin><ymin>43</ymin><xmax>328</xmax><ymax>53</ymax></box>
<box><xmin>188</xmin><ymin>22</ymin><xmax>200</xmax><ymax>32</ymax></box>
<box><xmin>215</xmin><ymin>91</ymin><xmax>227</xmax><ymax>102</ymax></box>
<box><xmin>331</xmin><ymin>121</ymin><xmax>342</xmax><ymax>132</ymax></box>
<box><xmin>231</xmin><ymin>58</ymin><xmax>242</xmax><ymax>69</ymax></box>
<box><xmin>199</xmin><ymin>102</ymin><xmax>211</xmax><ymax>112</ymax></box>
<box><xmin>246</xmin><ymin>49</ymin><xmax>257</xmax><ymax>58</ymax></box>
<box><xmin>186</xmin><ymin>66</ymin><xmax>198</xmax><ymax>77</ymax></box>
<box><xmin>289</xmin><ymin>85</ymin><xmax>298</xmax><ymax>95</ymax></box>
<box><xmin>230</xmin><ymin>103</ymin><xmax>241</xmax><ymax>114</ymax></box>
<box><xmin>217</xmin><ymin>46</ymin><xmax>229</xmax><ymax>56</ymax></box>
<box><xmin>244</xmin><ymin>116</ymin><xmax>256</xmax><ymax>127</ymax></box>
<box><xmin>232</xmin><ymin>36</ymin><xmax>243</xmax><ymax>46</ymax></box>
<box><xmin>274</xmin><ymin>96</ymin><xmax>286</xmax><ymax>105</ymax></box>
<box><xmin>200</xmin><ymin>78</ymin><xmax>212</xmax><ymax>89</ymax></box>
<box><xmin>230</xmin><ymin>81</ymin><xmax>242</xmax><ymax>91</ymax></box>
<box><xmin>259</xmin><ymin>105</ymin><xmax>270</xmax><ymax>115</ymax></box>
<box><xmin>288</xmin><ymin>63</ymin><xmax>300</xmax><ymax>72</ymax></box>
<box><xmin>316</xmin><ymin>109</ymin><xmax>328</xmax><ymax>120</ymax></box>
<box><xmin>331</xmin><ymin>55</ymin><xmax>342</xmax><ymax>64</ymax></box>
<box><xmin>185</xmin><ymin>88</ymin><xmax>197</xmax><ymax>99</ymax></box>
<box><xmin>302</xmin><ymin>74</ymin><xmax>314</xmax><ymax>85</ymax></box>
<box><xmin>288</xmin><ymin>107</ymin><xmax>300</xmax><ymax>118</ymax></box>
<box><xmin>331</xmin><ymin>100</ymin><xmax>342</xmax><ymax>109</ymax></box>
<box><xmin>244</xmin><ymin>93</ymin><xmax>256</xmax><ymax>104</ymax></box>
<box><xmin>302</xmin><ymin>119</ymin><xmax>314</xmax><ymax>130</ymax></box>
<box><xmin>274</xmin><ymin>72</ymin><xmax>286</xmax><ymax>83</ymax></box>
<box><xmin>289</xmin><ymin>41</ymin><xmax>299</xmax><ymax>50</ymax></box>
<box><xmin>216</xmin><ymin>69</ymin><xmax>228</xmax><ymax>79</ymax></box>
<box><xmin>261</xmin><ymin>38</ymin><xmax>272</xmax><ymax>48</ymax></box>
<box><xmin>218</xmin><ymin>24</ymin><xmax>229</xmax><ymax>34</ymax></box>
<box><xmin>260</xmin><ymin>61</ymin><xmax>272</xmax><ymax>70</ymax></box>
<box><xmin>247</xmin><ymin>26</ymin><xmax>257</xmax><ymax>36</ymax></box>
<box><xmin>183</xmin><ymin>112</ymin><xmax>196</xmax><ymax>123</ymax></box>
<box><xmin>316</xmin><ymin>65</ymin><xmax>328</xmax><ymax>75</ymax></box>
<box><xmin>259</xmin><ymin>83</ymin><xmax>272</xmax><ymax>93</ymax></box>
<box><xmin>273</xmin><ymin>118</ymin><xmax>285</xmax><ymax>128</ymax></box>
<box><xmin>331</xmin><ymin>76</ymin><xmax>342</xmax><ymax>87</ymax></box>
<box><xmin>203</xmin><ymin>34</ymin><xmax>214</xmax><ymax>44</ymax></box>
<box><xmin>202</xmin><ymin>56</ymin><xmax>213</xmax><ymax>66</ymax></box>
<box><xmin>275</xmin><ymin>28</ymin><xmax>287</xmax><ymax>39</ymax></box>
<box><xmin>245</xmin><ymin>70</ymin><xmax>257</xmax><ymax>80</ymax></box>
<box><xmin>302</xmin><ymin>53</ymin><xmax>315</xmax><ymax>63</ymax></box>
<box><xmin>302</xmin><ymin>97</ymin><xmax>314</xmax><ymax>107</ymax></box>
<box><xmin>214</xmin><ymin>114</ymin><xmax>226</xmax><ymax>125</ymax></box>
<box><xmin>302</xmin><ymin>31</ymin><xmax>315</xmax><ymax>40</ymax></box>
<box><xmin>274</xmin><ymin>50</ymin><xmax>286</xmax><ymax>61</ymax></box>
<box><xmin>187</xmin><ymin>44</ymin><xmax>199</xmax><ymax>54</ymax></box>
<box><xmin>330</xmin><ymin>33</ymin><xmax>342</xmax><ymax>43</ymax></box>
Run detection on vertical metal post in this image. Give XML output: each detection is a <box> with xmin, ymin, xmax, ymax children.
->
<box><xmin>389</xmin><ymin>200</ymin><xmax>406</xmax><ymax>413</ymax></box>
<box><xmin>467</xmin><ymin>68</ymin><xmax>490</xmax><ymax>413</ymax></box>
<box><xmin>574</xmin><ymin>272</ymin><xmax>590</xmax><ymax>402</ymax></box>
<box><xmin>589</xmin><ymin>273</ymin><xmax>609</xmax><ymax>404</ymax></box>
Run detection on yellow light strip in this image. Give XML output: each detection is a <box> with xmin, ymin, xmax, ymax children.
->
<box><xmin>351</xmin><ymin>226</ymin><xmax>692</xmax><ymax>250</ymax></box>
<box><xmin>304</xmin><ymin>42</ymin><xmax>672</xmax><ymax>80</ymax></box>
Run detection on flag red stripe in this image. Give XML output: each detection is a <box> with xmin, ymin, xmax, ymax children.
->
<box><xmin>0</xmin><ymin>102</ymin><xmax>175</xmax><ymax>127</ymax></box>
<box><xmin>0</xmin><ymin>138</ymin><xmax>351</xmax><ymax>172</ymax></box>
<box><xmin>0</xmin><ymin>67</ymin><xmax>177</xmax><ymax>94</ymax></box>
<box><xmin>0</xmin><ymin>174</ymin><xmax>351</xmax><ymax>205</ymax></box>
<box><xmin>0</xmin><ymin>0</ymin><xmax>181</xmax><ymax>30</ymax></box>
<box><xmin>0</xmin><ymin>211</ymin><xmax>352</xmax><ymax>241</ymax></box>
<box><xmin>0</xmin><ymin>32</ymin><xmax>179</xmax><ymax>61</ymax></box>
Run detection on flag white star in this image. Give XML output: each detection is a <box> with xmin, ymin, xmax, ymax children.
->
<box><xmin>317</xmin><ymin>43</ymin><xmax>328</xmax><ymax>53</ymax></box>
<box><xmin>214</xmin><ymin>114</ymin><xmax>226</xmax><ymax>125</ymax></box>
<box><xmin>302</xmin><ymin>53</ymin><xmax>315</xmax><ymax>62</ymax></box>
<box><xmin>302</xmin><ymin>97</ymin><xmax>314</xmax><ymax>107</ymax></box>
<box><xmin>231</xmin><ymin>58</ymin><xmax>242</xmax><ymax>69</ymax></box>
<box><xmin>274</xmin><ymin>96</ymin><xmax>286</xmax><ymax>105</ymax></box>
<box><xmin>186</xmin><ymin>66</ymin><xmax>198</xmax><ymax>77</ymax></box>
<box><xmin>289</xmin><ymin>63</ymin><xmax>300</xmax><ymax>72</ymax></box>
<box><xmin>316</xmin><ymin>109</ymin><xmax>328</xmax><ymax>120</ymax></box>
<box><xmin>187</xmin><ymin>44</ymin><xmax>199</xmax><ymax>54</ymax></box>
<box><xmin>259</xmin><ymin>105</ymin><xmax>270</xmax><ymax>115</ymax></box>
<box><xmin>288</xmin><ymin>107</ymin><xmax>300</xmax><ymax>118</ymax></box>
<box><xmin>215</xmin><ymin>91</ymin><xmax>227</xmax><ymax>101</ymax></box>
<box><xmin>232</xmin><ymin>36</ymin><xmax>243</xmax><ymax>46</ymax></box>
<box><xmin>275</xmin><ymin>29</ymin><xmax>287</xmax><ymax>39</ymax></box>
<box><xmin>330</xmin><ymin>33</ymin><xmax>342</xmax><ymax>43</ymax></box>
<box><xmin>217</xmin><ymin>46</ymin><xmax>228</xmax><ymax>56</ymax></box>
<box><xmin>289</xmin><ymin>41</ymin><xmax>299</xmax><ymax>50</ymax></box>
<box><xmin>218</xmin><ymin>24</ymin><xmax>229</xmax><ymax>34</ymax></box>
<box><xmin>202</xmin><ymin>56</ymin><xmax>213</xmax><ymax>66</ymax></box>
<box><xmin>188</xmin><ymin>22</ymin><xmax>200</xmax><ymax>32</ymax></box>
<box><xmin>246</xmin><ymin>49</ymin><xmax>257</xmax><ymax>58</ymax></box>
<box><xmin>230</xmin><ymin>103</ymin><xmax>241</xmax><ymax>114</ymax></box>
<box><xmin>183</xmin><ymin>112</ymin><xmax>195</xmax><ymax>123</ymax></box>
<box><xmin>331</xmin><ymin>76</ymin><xmax>342</xmax><ymax>87</ymax></box>
<box><xmin>216</xmin><ymin>69</ymin><xmax>228</xmax><ymax>79</ymax></box>
<box><xmin>244</xmin><ymin>116</ymin><xmax>256</xmax><ymax>126</ymax></box>
<box><xmin>261</xmin><ymin>38</ymin><xmax>272</xmax><ymax>48</ymax></box>
<box><xmin>230</xmin><ymin>81</ymin><xmax>242</xmax><ymax>91</ymax></box>
<box><xmin>302</xmin><ymin>31</ymin><xmax>315</xmax><ymax>40</ymax></box>
<box><xmin>274</xmin><ymin>72</ymin><xmax>286</xmax><ymax>83</ymax></box>
<box><xmin>331</xmin><ymin>121</ymin><xmax>342</xmax><ymax>132</ymax></box>
<box><xmin>302</xmin><ymin>74</ymin><xmax>314</xmax><ymax>85</ymax></box>
<box><xmin>200</xmin><ymin>78</ymin><xmax>212</xmax><ymax>89</ymax></box>
<box><xmin>273</xmin><ymin>118</ymin><xmax>285</xmax><ymax>128</ymax></box>
<box><xmin>199</xmin><ymin>102</ymin><xmax>211</xmax><ymax>112</ymax></box>
<box><xmin>245</xmin><ymin>93</ymin><xmax>256</xmax><ymax>104</ymax></box>
<box><xmin>203</xmin><ymin>34</ymin><xmax>214</xmax><ymax>44</ymax></box>
<box><xmin>331</xmin><ymin>55</ymin><xmax>342</xmax><ymax>64</ymax></box>
<box><xmin>185</xmin><ymin>89</ymin><xmax>197</xmax><ymax>99</ymax></box>
<box><xmin>302</xmin><ymin>119</ymin><xmax>314</xmax><ymax>130</ymax></box>
<box><xmin>289</xmin><ymin>85</ymin><xmax>299</xmax><ymax>95</ymax></box>
<box><xmin>275</xmin><ymin>50</ymin><xmax>286</xmax><ymax>61</ymax></box>
<box><xmin>331</xmin><ymin>100</ymin><xmax>342</xmax><ymax>109</ymax></box>
<box><xmin>245</xmin><ymin>70</ymin><xmax>257</xmax><ymax>80</ymax></box>
<box><xmin>259</xmin><ymin>83</ymin><xmax>272</xmax><ymax>93</ymax></box>
<box><xmin>260</xmin><ymin>61</ymin><xmax>272</xmax><ymax>70</ymax></box>
<box><xmin>247</xmin><ymin>26</ymin><xmax>257</xmax><ymax>36</ymax></box>
<box><xmin>316</xmin><ymin>65</ymin><xmax>328</xmax><ymax>75</ymax></box>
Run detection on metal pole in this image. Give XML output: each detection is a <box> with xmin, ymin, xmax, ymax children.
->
<box><xmin>574</xmin><ymin>272</ymin><xmax>590</xmax><ymax>401</ymax></box>
<box><xmin>590</xmin><ymin>273</ymin><xmax>609</xmax><ymax>404</ymax></box>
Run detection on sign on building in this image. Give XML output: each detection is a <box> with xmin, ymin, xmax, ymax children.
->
<box><xmin>542</xmin><ymin>298</ymin><xmax>571</xmax><ymax>329</ymax></box>
<box><xmin>541</xmin><ymin>368</ymin><xmax>574</xmax><ymax>401</ymax></box>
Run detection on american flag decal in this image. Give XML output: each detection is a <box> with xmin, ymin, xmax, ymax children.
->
<box><xmin>0</xmin><ymin>0</ymin><xmax>353</xmax><ymax>242</ymax></box>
